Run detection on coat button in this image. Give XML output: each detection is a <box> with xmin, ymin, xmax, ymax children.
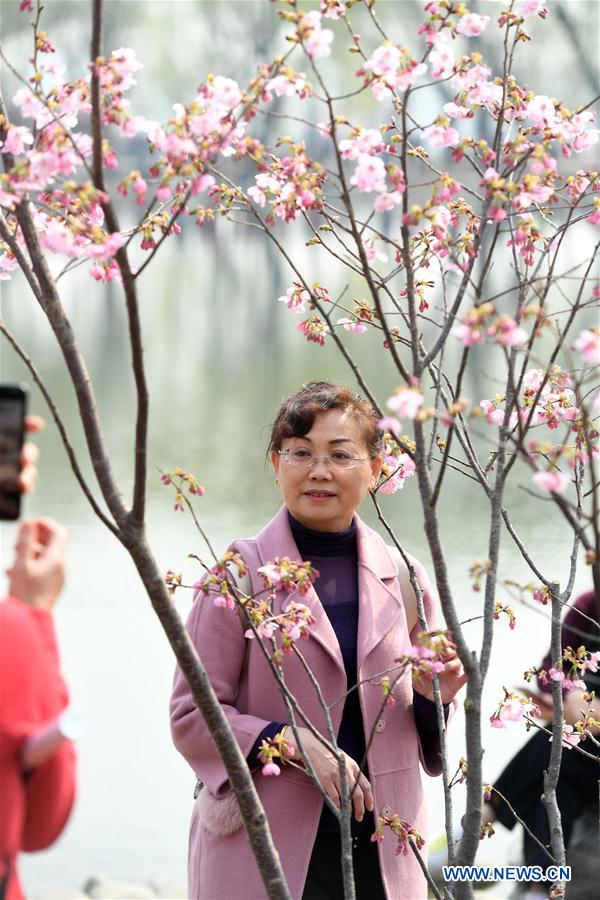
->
<box><xmin>381</xmin><ymin>805</ymin><xmax>393</xmax><ymax>818</ymax></box>
<box><xmin>374</xmin><ymin>718</ymin><xmax>385</xmax><ymax>733</ymax></box>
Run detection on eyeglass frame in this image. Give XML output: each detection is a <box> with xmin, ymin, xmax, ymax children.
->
<box><xmin>277</xmin><ymin>448</ymin><xmax>374</xmax><ymax>470</ymax></box>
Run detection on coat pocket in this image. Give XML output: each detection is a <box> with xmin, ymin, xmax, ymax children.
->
<box><xmin>196</xmin><ymin>787</ymin><xmax>244</xmax><ymax>835</ymax></box>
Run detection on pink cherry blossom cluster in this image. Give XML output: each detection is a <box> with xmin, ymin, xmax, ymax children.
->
<box><xmin>160</xmin><ymin>467</ymin><xmax>205</xmax><ymax>511</ymax></box>
<box><xmin>493</xmin><ymin>602</ymin><xmax>516</xmax><ymax>630</ymax></box>
<box><xmin>376</xmin><ymin>433</ymin><xmax>416</xmax><ymax>495</ymax></box>
<box><xmin>490</xmin><ymin>692</ymin><xmax>541</xmax><ymax>729</ymax></box>
<box><xmin>277</xmin><ymin>281</ymin><xmax>331</xmax><ymax>315</ymax></box>
<box><xmin>247</xmin><ymin>143</ymin><xmax>325</xmax><ymax>222</ymax></box>
<box><xmin>278</xmin><ymin>283</ymin><xmax>310</xmax><ymax>314</ymax></box>
<box><xmin>163</xmin><ymin>569</ymin><xmax>182</xmax><ymax>598</ymax></box>
<box><xmin>257</xmin><ymin>730</ymin><xmax>296</xmax><ymax>777</ymax></box>
<box><xmin>196</xmin><ymin>550</ymin><xmax>249</xmax><ymax>611</ymax></box>
<box><xmin>371</xmin><ymin>811</ymin><xmax>425</xmax><ymax>857</ymax></box>
<box><xmin>507</xmin><ymin>216</ymin><xmax>545</xmax><ymax>267</ymax></box>
<box><xmin>532</xmin><ymin>585</ymin><xmax>551</xmax><ymax>606</ymax></box>
<box><xmin>479</xmin><ymin>367</ymin><xmax>580</xmax><ymax>432</ymax></box>
<box><xmin>386</xmin><ymin>386</ymin><xmax>425</xmax><ymax>420</ymax></box>
<box><xmin>378</xmin><ymin>675</ymin><xmax>397</xmax><ymax>710</ymax></box>
<box><xmin>573</xmin><ymin>327</ymin><xmax>600</xmax><ymax>365</ymax></box>
<box><xmin>294</xmin><ymin>10</ymin><xmax>334</xmax><ymax>60</ymax></box>
<box><xmin>455</xmin><ymin>13</ymin><xmax>490</xmax><ymax>38</ymax></box>
<box><xmin>320</xmin><ymin>0</ymin><xmax>345</xmax><ymax>20</ymax></box>
<box><xmin>244</xmin><ymin>599</ymin><xmax>316</xmax><ymax>655</ymax></box>
<box><xmin>337</xmin><ymin>316</ymin><xmax>367</xmax><ymax>334</ymax></box>
<box><xmin>536</xmin><ymin>645</ymin><xmax>600</xmax><ymax>694</ymax></box>
<box><xmin>359</xmin><ymin>43</ymin><xmax>427</xmax><ymax>101</ymax></box>
<box><xmin>264</xmin><ymin>68</ymin><xmax>312</xmax><ymax>102</ymax></box>
<box><xmin>95</xmin><ymin>47</ymin><xmax>146</xmax><ymax>136</ymax></box>
<box><xmin>296</xmin><ymin>315</ymin><xmax>330</xmax><ymax>347</ymax></box>
<box><xmin>257</xmin><ymin>557</ymin><xmax>319</xmax><ymax>599</ymax></box>
<box><xmin>406</xmin><ymin>629</ymin><xmax>453</xmax><ymax>682</ymax></box>
<box><xmin>454</xmin><ymin>303</ymin><xmax>527</xmax><ymax>348</ymax></box>
<box><xmin>549</xmin><ymin>723</ymin><xmax>581</xmax><ymax>750</ymax></box>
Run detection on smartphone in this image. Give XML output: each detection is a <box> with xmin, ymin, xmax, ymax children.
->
<box><xmin>0</xmin><ymin>383</ymin><xmax>28</xmax><ymax>520</ymax></box>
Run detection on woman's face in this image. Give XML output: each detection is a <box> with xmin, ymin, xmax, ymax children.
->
<box><xmin>271</xmin><ymin>408</ymin><xmax>383</xmax><ymax>532</ymax></box>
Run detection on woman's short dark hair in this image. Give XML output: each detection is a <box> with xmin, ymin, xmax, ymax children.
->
<box><xmin>268</xmin><ymin>381</ymin><xmax>383</xmax><ymax>457</ymax></box>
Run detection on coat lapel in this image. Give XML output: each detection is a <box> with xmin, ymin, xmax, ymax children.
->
<box><xmin>255</xmin><ymin>506</ymin><xmax>346</xmax><ymax>678</ymax></box>
<box><xmin>254</xmin><ymin>506</ymin><xmax>408</xmax><ymax>678</ymax></box>
<box><xmin>355</xmin><ymin>515</ymin><xmax>408</xmax><ymax>672</ymax></box>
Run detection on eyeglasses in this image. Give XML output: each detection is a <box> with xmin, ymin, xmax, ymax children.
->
<box><xmin>278</xmin><ymin>449</ymin><xmax>372</xmax><ymax>470</ymax></box>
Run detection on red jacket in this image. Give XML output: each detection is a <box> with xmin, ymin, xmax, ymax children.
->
<box><xmin>0</xmin><ymin>597</ymin><xmax>76</xmax><ymax>899</ymax></box>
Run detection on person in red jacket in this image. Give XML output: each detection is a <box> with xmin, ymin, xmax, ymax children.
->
<box><xmin>0</xmin><ymin>517</ymin><xmax>76</xmax><ymax>900</ymax></box>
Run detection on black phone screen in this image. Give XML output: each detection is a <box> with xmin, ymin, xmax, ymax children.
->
<box><xmin>0</xmin><ymin>384</ymin><xmax>27</xmax><ymax>520</ymax></box>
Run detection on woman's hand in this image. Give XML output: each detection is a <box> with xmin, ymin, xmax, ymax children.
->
<box><xmin>290</xmin><ymin>726</ymin><xmax>373</xmax><ymax>822</ymax></box>
<box><xmin>563</xmin><ymin>689</ymin><xmax>600</xmax><ymax>733</ymax></box>
<box><xmin>7</xmin><ymin>518</ymin><xmax>67</xmax><ymax>610</ymax></box>
<box><xmin>413</xmin><ymin>641</ymin><xmax>467</xmax><ymax>705</ymax></box>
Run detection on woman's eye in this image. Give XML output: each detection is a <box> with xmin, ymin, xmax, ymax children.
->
<box><xmin>291</xmin><ymin>449</ymin><xmax>312</xmax><ymax>459</ymax></box>
<box><xmin>332</xmin><ymin>451</ymin><xmax>352</xmax><ymax>461</ymax></box>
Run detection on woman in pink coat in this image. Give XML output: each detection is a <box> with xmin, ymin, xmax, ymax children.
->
<box><xmin>170</xmin><ymin>381</ymin><xmax>465</xmax><ymax>900</ymax></box>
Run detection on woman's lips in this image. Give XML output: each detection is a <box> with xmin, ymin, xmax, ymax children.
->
<box><xmin>304</xmin><ymin>490</ymin><xmax>336</xmax><ymax>502</ymax></box>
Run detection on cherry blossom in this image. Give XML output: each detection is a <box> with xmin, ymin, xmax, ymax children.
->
<box><xmin>430</xmin><ymin>42</ymin><xmax>455</xmax><ymax>79</ymax></box>
<box><xmin>387</xmin><ymin>387</ymin><xmax>424</xmax><ymax>420</ymax></box>
<box><xmin>490</xmin><ymin>695</ymin><xmax>541</xmax><ymax>729</ymax></box>
<box><xmin>377</xmin><ymin>417</ymin><xmax>401</xmax><ymax>438</ymax></box>
<box><xmin>278</xmin><ymin>284</ymin><xmax>309</xmax><ymax>314</ymax></box>
<box><xmin>374</xmin><ymin>191</ymin><xmax>403</xmax><ymax>212</ymax></box>
<box><xmin>379</xmin><ymin>451</ymin><xmax>416</xmax><ymax>494</ymax></box>
<box><xmin>444</xmin><ymin>101</ymin><xmax>471</xmax><ymax>120</ymax></box>
<box><xmin>362</xmin><ymin>238</ymin><xmax>388</xmax><ymax>264</ymax></box>
<box><xmin>350</xmin><ymin>155</ymin><xmax>387</xmax><ymax>193</ymax></box>
<box><xmin>486</xmin><ymin>314</ymin><xmax>528</xmax><ymax>348</ymax></box>
<box><xmin>456</xmin><ymin>14</ymin><xmax>490</xmax><ymax>37</ymax></box>
<box><xmin>532</xmin><ymin>469</ymin><xmax>570</xmax><ymax>494</ymax></box>
<box><xmin>517</xmin><ymin>0</ymin><xmax>548</xmax><ymax>17</ymax></box>
<box><xmin>573</xmin><ymin>328</ymin><xmax>600</xmax><ymax>364</ymax></box>
<box><xmin>372</xmin><ymin>813</ymin><xmax>424</xmax><ymax>857</ymax></box>
<box><xmin>320</xmin><ymin>0</ymin><xmax>345</xmax><ymax>19</ymax></box>
<box><xmin>0</xmin><ymin>125</ymin><xmax>34</xmax><ymax>156</ymax></box>
<box><xmin>339</xmin><ymin>129</ymin><xmax>385</xmax><ymax>160</ymax></box>
<box><xmin>549</xmin><ymin>723</ymin><xmax>581</xmax><ymax>750</ymax></box>
<box><xmin>265</xmin><ymin>70</ymin><xmax>311</xmax><ymax>101</ymax></box>
<box><xmin>479</xmin><ymin>399</ymin><xmax>505</xmax><ymax>426</ymax></box>
<box><xmin>532</xmin><ymin>586</ymin><xmax>551</xmax><ymax>605</ymax></box>
<box><xmin>526</xmin><ymin>95</ymin><xmax>556</xmax><ymax>130</ymax></box>
<box><xmin>297</xmin><ymin>315</ymin><xmax>329</xmax><ymax>346</ymax></box>
<box><xmin>337</xmin><ymin>317</ymin><xmax>367</xmax><ymax>333</ymax></box>
<box><xmin>453</xmin><ymin>303</ymin><xmax>493</xmax><ymax>346</ymax></box>
<box><xmin>426</xmin><ymin>123</ymin><xmax>460</xmax><ymax>149</ymax></box>
<box><xmin>362</xmin><ymin>43</ymin><xmax>426</xmax><ymax>99</ymax></box>
<box><xmin>297</xmin><ymin>11</ymin><xmax>334</xmax><ymax>60</ymax></box>
<box><xmin>90</xmin><ymin>259</ymin><xmax>122</xmax><ymax>283</ymax></box>
<box><xmin>588</xmin><ymin>207</ymin><xmax>600</xmax><ymax>225</ymax></box>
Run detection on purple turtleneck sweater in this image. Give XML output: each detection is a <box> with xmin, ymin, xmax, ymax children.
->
<box><xmin>248</xmin><ymin>512</ymin><xmax>444</xmax><ymax>835</ymax></box>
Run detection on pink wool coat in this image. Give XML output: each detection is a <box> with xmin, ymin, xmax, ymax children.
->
<box><xmin>170</xmin><ymin>506</ymin><xmax>446</xmax><ymax>900</ymax></box>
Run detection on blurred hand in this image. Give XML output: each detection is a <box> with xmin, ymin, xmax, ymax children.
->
<box><xmin>291</xmin><ymin>726</ymin><xmax>373</xmax><ymax>822</ymax></box>
<box><xmin>563</xmin><ymin>689</ymin><xmax>600</xmax><ymax>733</ymax></box>
<box><xmin>18</xmin><ymin>415</ymin><xmax>45</xmax><ymax>494</ymax></box>
<box><xmin>7</xmin><ymin>517</ymin><xmax>67</xmax><ymax>610</ymax></box>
